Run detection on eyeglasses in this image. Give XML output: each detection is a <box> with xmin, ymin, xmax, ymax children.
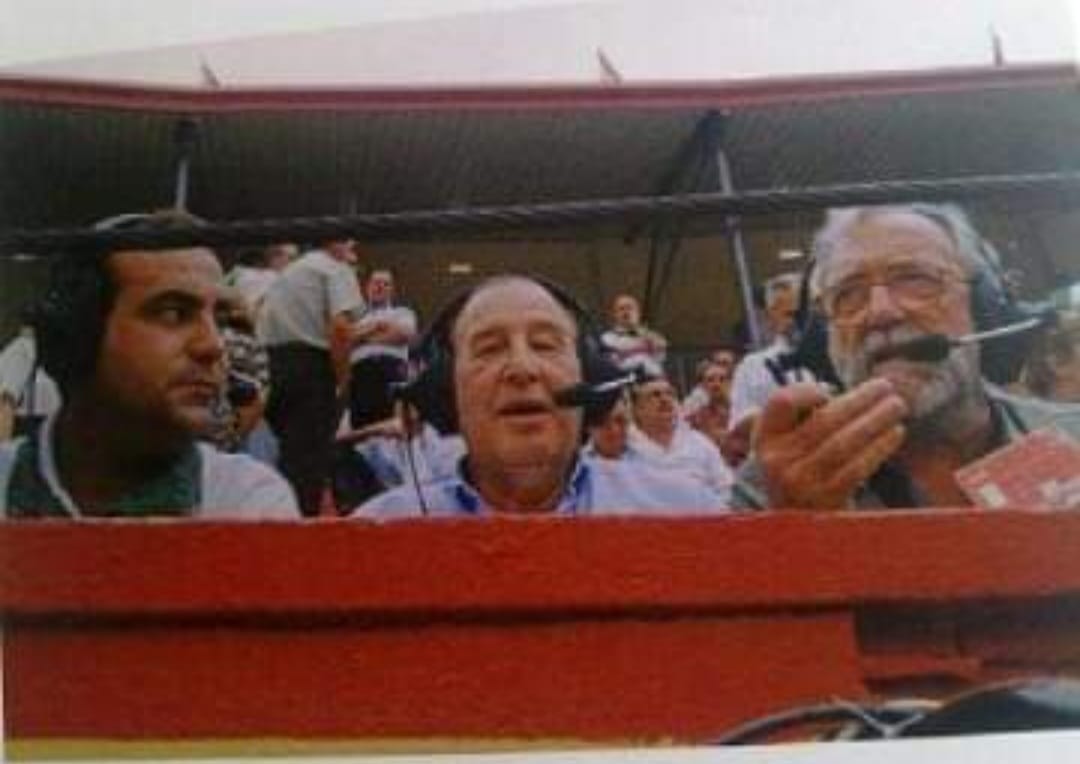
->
<box><xmin>820</xmin><ymin>264</ymin><xmax>971</xmax><ymax>324</ymax></box>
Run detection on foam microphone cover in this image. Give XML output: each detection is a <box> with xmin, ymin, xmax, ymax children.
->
<box><xmin>891</xmin><ymin>334</ymin><xmax>952</xmax><ymax>363</ymax></box>
<box><xmin>553</xmin><ymin>383</ymin><xmax>591</xmax><ymax>408</ymax></box>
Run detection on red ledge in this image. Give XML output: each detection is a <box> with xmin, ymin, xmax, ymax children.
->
<box><xmin>0</xmin><ymin>62</ymin><xmax>1075</xmax><ymax>114</ymax></box>
<box><xmin>2</xmin><ymin>510</ymin><xmax>1080</xmax><ymax>617</ymax></box>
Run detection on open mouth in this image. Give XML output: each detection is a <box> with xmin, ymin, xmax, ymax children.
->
<box><xmin>868</xmin><ymin>339</ymin><xmax>929</xmax><ymax>368</ymax></box>
<box><xmin>498</xmin><ymin>400</ymin><xmax>553</xmax><ymax>418</ymax></box>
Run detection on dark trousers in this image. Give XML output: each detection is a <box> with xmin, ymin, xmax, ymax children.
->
<box><xmin>266</xmin><ymin>344</ymin><xmax>338</xmax><ymax>516</ymax></box>
<box><xmin>348</xmin><ymin>355</ymin><xmax>409</xmax><ymax>429</ymax></box>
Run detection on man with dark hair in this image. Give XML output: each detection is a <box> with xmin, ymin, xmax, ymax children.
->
<box><xmin>585</xmin><ymin>396</ymin><xmax>632</xmax><ymax>461</ymax></box>
<box><xmin>0</xmin><ymin>211</ymin><xmax>297</xmax><ymax>518</ymax></box>
<box><xmin>355</xmin><ymin>275</ymin><xmax>727</xmax><ymax>517</ymax></box>
<box><xmin>682</xmin><ymin>347</ymin><xmax>739</xmax><ymax>418</ymax></box>
<box><xmin>259</xmin><ymin>239</ymin><xmax>365</xmax><ymax>514</ymax></box>
<box><xmin>685</xmin><ymin>362</ymin><xmax>733</xmax><ymax>456</ymax></box>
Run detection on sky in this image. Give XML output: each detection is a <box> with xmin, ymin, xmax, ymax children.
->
<box><xmin>2</xmin><ymin>0</ymin><xmax>1077</xmax><ymax>68</ymax></box>
<box><xmin>0</xmin><ymin>0</ymin><xmax>596</xmax><ymax>66</ymax></box>
<box><xmin>1</xmin><ymin>0</ymin><xmax>1074</xmax><ymax>88</ymax></box>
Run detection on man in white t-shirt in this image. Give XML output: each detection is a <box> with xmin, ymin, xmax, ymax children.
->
<box><xmin>0</xmin><ymin>323</ymin><xmax>61</xmax><ymax>441</ymax></box>
<box><xmin>600</xmin><ymin>294</ymin><xmax>668</xmax><ymax>378</ymax></box>
<box><xmin>729</xmin><ymin>272</ymin><xmax>816</xmax><ymax>429</ymax></box>
<box><xmin>628</xmin><ymin>375</ymin><xmax>733</xmax><ymax>502</ymax></box>
<box><xmin>348</xmin><ymin>268</ymin><xmax>418</xmax><ymax>428</ymax></box>
<box><xmin>1</xmin><ymin>210</ymin><xmax>297</xmax><ymax>518</ymax></box>
<box><xmin>225</xmin><ymin>242</ymin><xmax>295</xmax><ymax>317</ymax></box>
<box><xmin>259</xmin><ymin>239</ymin><xmax>365</xmax><ymax>514</ymax></box>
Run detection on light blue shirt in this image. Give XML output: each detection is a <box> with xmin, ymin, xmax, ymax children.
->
<box><xmin>353</xmin><ymin>455</ymin><xmax>730</xmax><ymax>519</ymax></box>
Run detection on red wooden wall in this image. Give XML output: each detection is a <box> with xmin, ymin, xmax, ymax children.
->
<box><xmin>3</xmin><ymin>510</ymin><xmax>1080</xmax><ymax>743</ymax></box>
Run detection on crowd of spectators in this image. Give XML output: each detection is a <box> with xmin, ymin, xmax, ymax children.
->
<box><xmin>2</xmin><ymin>202</ymin><xmax>1080</xmax><ymax>519</ymax></box>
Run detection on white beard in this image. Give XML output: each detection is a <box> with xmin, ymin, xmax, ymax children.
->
<box><xmin>831</xmin><ymin>326</ymin><xmax>982</xmax><ymax>428</ymax></box>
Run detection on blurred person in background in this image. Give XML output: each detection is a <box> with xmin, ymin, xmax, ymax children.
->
<box><xmin>585</xmin><ymin>395</ymin><xmax>632</xmax><ymax>461</ymax></box>
<box><xmin>685</xmin><ymin>362</ymin><xmax>733</xmax><ymax>456</ymax></box>
<box><xmin>1021</xmin><ymin>310</ymin><xmax>1080</xmax><ymax>403</ymax></box>
<box><xmin>628</xmin><ymin>374</ymin><xmax>733</xmax><ymax>502</ymax></box>
<box><xmin>226</xmin><ymin>242</ymin><xmax>295</xmax><ymax>318</ymax></box>
<box><xmin>601</xmin><ymin>293</ymin><xmax>668</xmax><ymax>378</ymax></box>
<box><xmin>259</xmin><ymin>238</ymin><xmax>365</xmax><ymax>514</ymax></box>
<box><xmin>0</xmin><ymin>318</ymin><xmax>61</xmax><ymax>442</ymax></box>
<box><xmin>348</xmin><ymin>268</ymin><xmax>418</xmax><ymax>428</ymax></box>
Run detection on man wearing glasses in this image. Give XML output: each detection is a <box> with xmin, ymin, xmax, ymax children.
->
<box><xmin>744</xmin><ymin>203</ymin><xmax>1080</xmax><ymax>510</ymax></box>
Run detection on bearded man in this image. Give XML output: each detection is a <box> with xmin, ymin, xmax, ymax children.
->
<box><xmin>745</xmin><ymin>204</ymin><xmax>1080</xmax><ymax>510</ymax></box>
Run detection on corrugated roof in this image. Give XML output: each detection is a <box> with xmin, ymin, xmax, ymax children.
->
<box><xmin>1</xmin><ymin>65</ymin><xmax>1077</xmax><ymax>233</ymax></box>
<box><xmin>2</xmin><ymin>66</ymin><xmax>1079</xmax><ymax>356</ymax></box>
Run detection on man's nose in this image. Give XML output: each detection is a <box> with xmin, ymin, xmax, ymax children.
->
<box><xmin>190</xmin><ymin>313</ymin><xmax>226</xmax><ymax>364</ymax></box>
<box><xmin>862</xmin><ymin>282</ymin><xmax>905</xmax><ymax>328</ymax></box>
<box><xmin>501</xmin><ymin>337</ymin><xmax>541</xmax><ymax>384</ymax></box>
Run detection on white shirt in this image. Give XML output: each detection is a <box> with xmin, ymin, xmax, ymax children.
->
<box><xmin>354</xmin><ymin>455</ymin><xmax>729</xmax><ymax>519</ymax></box>
<box><xmin>729</xmin><ymin>336</ymin><xmax>815</xmax><ymax>426</ymax></box>
<box><xmin>681</xmin><ymin>385</ymin><xmax>708</xmax><ymax>418</ymax></box>
<box><xmin>600</xmin><ymin>327</ymin><xmax>667</xmax><ymax>378</ymax></box>
<box><xmin>356</xmin><ymin>425</ymin><xmax>465</xmax><ymax>488</ymax></box>
<box><xmin>0</xmin><ymin>333</ymin><xmax>61</xmax><ymax>417</ymax></box>
<box><xmin>627</xmin><ymin>424</ymin><xmax>733</xmax><ymax>502</ymax></box>
<box><xmin>258</xmin><ymin>250</ymin><xmax>364</xmax><ymax>348</ymax></box>
<box><xmin>226</xmin><ymin>266</ymin><xmax>279</xmax><ymax>314</ymax></box>
<box><xmin>350</xmin><ymin>303</ymin><xmax>418</xmax><ymax>364</ymax></box>
<box><xmin>0</xmin><ymin>413</ymin><xmax>299</xmax><ymax>519</ymax></box>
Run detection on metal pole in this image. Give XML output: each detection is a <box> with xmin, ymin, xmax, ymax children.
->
<box><xmin>716</xmin><ymin>147</ymin><xmax>763</xmax><ymax>349</ymax></box>
<box><xmin>8</xmin><ymin>172</ymin><xmax>1080</xmax><ymax>255</ymax></box>
<box><xmin>171</xmin><ymin>118</ymin><xmax>198</xmax><ymax>212</ymax></box>
<box><xmin>173</xmin><ymin>157</ymin><xmax>190</xmax><ymax>212</ymax></box>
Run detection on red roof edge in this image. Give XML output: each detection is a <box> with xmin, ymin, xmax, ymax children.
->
<box><xmin>0</xmin><ymin>62</ymin><xmax>1076</xmax><ymax>114</ymax></box>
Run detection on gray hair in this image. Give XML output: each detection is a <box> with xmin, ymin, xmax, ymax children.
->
<box><xmin>809</xmin><ymin>203</ymin><xmax>1000</xmax><ymax>295</ymax></box>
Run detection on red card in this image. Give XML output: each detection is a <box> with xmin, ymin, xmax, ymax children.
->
<box><xmin>954</xmin><ymin>427</ymin><xmax>1080</xmax><ymax>510</ymax></box>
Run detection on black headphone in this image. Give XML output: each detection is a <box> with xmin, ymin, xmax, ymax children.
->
<box><xmin>789</xmin><ymin>204</ymin><xmax>1036</xmax><ymax>387</ymax></box>
<box><xmin>30</xmin><ymin>249</ymin><xmax>113</xmax><ymax>395</ymax></box>
<box><xmin>397</xmin><ymin>274</ymin><xmax>622</xmax><ymax>435</ymax></box>
<box><xmin>30</xmin><ymin>211</ymin><xmax>207</xmax><ymax>395</ymax></box>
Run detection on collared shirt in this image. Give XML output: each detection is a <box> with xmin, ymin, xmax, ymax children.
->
<box><xmin>627</xmin><ymin>424</ymin><xmax>733</xmax><ymax>502</ymax></box>
<box><xmin>0</xmin><ymin>412</ymin><xmax>300</xmax><ymax>519</ymax></box>
<box><xmin>258</xmin><ymin>250</ymin><xmax>364</xmax><ymax>348</ymax></box>
<box><xmin>729</xmin><ymin>336</ymin><xmax>815</xmax><ymax>426</ymax></box>
<box><xmin>353</xmin><ymin>454</ymin><xmax>729</xmax><ymax>519</ymax></box>
<box><xmin>355</xmin><ymin>426</ymin><xmax>466</xmax><ymax>488</ymax></box>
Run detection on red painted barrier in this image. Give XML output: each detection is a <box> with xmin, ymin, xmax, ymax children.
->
<box><xmin>3</xmin><ymin>511</ymin><xmax>1080</xmax><ymax>742</ymax></box>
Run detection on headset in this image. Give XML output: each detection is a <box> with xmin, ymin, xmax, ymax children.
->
<box><xmin>787</xmin><ymin>203</ymin><xmax>1039</xmax><ymax>387</ymax></box>
<box><xmin>30</xmin><ymin>248</ymin><xmax>113</xmax><ymax>395</ymax></box>
<box><xmin>396</xmin><ymin>274</ymin><xmax>624</xmax><ymax>435</ymax></box>
<box><xmin>30</xmin><ymin>211</ymin><xmax>206</xmax><ymax>395</ymax></box>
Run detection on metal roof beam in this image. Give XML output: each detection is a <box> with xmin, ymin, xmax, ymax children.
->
<box><xmin>4</xmin><ymin>172</ymin><xmax>1078</xmax><ymax>256</ymax></box>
